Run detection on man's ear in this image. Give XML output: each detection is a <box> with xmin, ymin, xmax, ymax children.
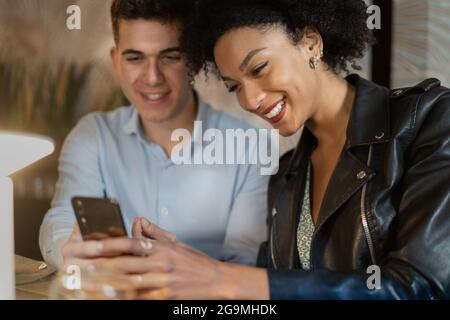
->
<box><xmin>110</xmin><ymin>46</ymin><xmax>118</xmax><ymax>66</ymax></box>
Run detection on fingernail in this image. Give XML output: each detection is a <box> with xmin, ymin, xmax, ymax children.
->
<box><xmin>136</xmin><ymin>275</ymin><xmax>144</xmax><ymax>285</ymax></box>
<box><xmin>95</xmin><ymin>242</ymin><xmax>104</xmax><ymax>252</ymax></box>
<box><xmin>86</xmin><ymin>264</ymin><xmax>96</xmax><ymax>272</ymax></box>
<box><xmin>140</xmin><ymin>239</ymin><xmax>152</xmax><ymax>251</ymax></box>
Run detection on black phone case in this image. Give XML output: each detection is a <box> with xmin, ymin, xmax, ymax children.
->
<box><xmin>71</xmin><ymin>197</ymin><xmax>128</xmax><ymax>240</ymax></box>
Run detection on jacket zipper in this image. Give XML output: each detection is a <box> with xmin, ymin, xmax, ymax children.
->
<box><xmin>270</xmin><ymin>207</ymin><xmax>279</xmax><ymax>269</ymax></box>
<box><xmin>273</xmin><ymin>146</ymin><xmax>377</xmax><ymax>269</ymax></box>
<box><xmin>307</xmin><ymin>145</ymin><xmax>377</xmax><ymax>269</ymax></box>
<box><xmin>361</xmin><ymin>145</ymin><xmax>377</xmax><ymax>265</ymax></box>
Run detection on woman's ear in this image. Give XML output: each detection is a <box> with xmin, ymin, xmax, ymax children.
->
<box><xmin>298</xmin><ymin>26</ymin><xmax>323</xmax><ymax>56</ymax></box>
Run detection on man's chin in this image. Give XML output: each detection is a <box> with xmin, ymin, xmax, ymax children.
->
<box><xmin>139</xmin><ymin>110</ymin><xmax>179</xmax><ymax>125</ymax></box>
<box><xmin>141</xmin><ymin>115</ymin><xmax>173</xmax><ymax>124</ymax></box>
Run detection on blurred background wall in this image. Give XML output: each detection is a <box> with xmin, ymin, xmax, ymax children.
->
<box><xmin>392</xmin><ymin>0</ymin><xmax>450</xmax><ymax>87</ymax></box>
<box><xmin>0</xmin><ymin>0</ymin><xmax>448</xmax><ymax>260</ymax></box>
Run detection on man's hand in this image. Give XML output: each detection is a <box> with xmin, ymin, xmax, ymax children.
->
<box><xmin>60</xmin><ymin>224</ymin><xmax>153</xmax><ymax>270</ymax></box>
<box><xmin>131</xmin><ymin>217</ymin><xmax>177</xmax><ymax>242</ymax></box>
<box><xmin>60</xmin><ymin>218</ymin><xmax>174</xmax><ymax>270</ymax></box>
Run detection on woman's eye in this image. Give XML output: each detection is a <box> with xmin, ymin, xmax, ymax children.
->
<box><xmin>251</xmin><ymin>61</ymin><xmax>268</xmax><ymax>76</ymax></box>
<box><xmin>227</xmin><ymin>85</ymin><xmax>239</xmax><ymax>93</ymax></box>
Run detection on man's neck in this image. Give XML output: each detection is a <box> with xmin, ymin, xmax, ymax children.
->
<box><xmin>141</xmin><ymin>92</ymin><xmax>198</xmax><ymax>157</ymax></box>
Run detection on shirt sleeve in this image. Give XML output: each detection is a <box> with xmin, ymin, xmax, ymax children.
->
<box><xmin>39</xmin><ymin>115</ymin><xmax>105</xmax><ymax>269</ymax></box>
<box><xmin>221</xmin><ymin>132</ymin><xmax>274</xmax><ymax>266</ymax></box>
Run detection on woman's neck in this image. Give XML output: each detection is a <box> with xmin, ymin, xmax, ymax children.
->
<box><xmin>306</xmin><ymin>73</ymin><xmax>355</xmax><ymax>148</ymax></box>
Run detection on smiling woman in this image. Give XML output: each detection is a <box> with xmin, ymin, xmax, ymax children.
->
<box><xmin>139</xmin><ymin>0</ymin><xmax>450</xmax><ymax>299</ymax></box>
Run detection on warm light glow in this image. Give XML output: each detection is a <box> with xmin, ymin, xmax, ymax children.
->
<box><xmin>0</xmin><ymin>132</ymin><xmax>55</xmax><ymax>176</ymax></box>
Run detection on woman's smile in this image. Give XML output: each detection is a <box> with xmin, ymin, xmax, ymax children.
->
<box><xmin>261</xmin><ymin>97</ymin><xmax>287</xmax><ymax>124</ymax></box>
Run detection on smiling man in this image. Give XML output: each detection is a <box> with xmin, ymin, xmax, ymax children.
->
<box><xmin>39</xmin><ymin>0</ymin><xmax>269</xmax><ymax>269</ymax></box>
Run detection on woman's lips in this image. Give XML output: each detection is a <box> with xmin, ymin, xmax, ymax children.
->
<box><xmin>262</xmin><ymin>98</ymin><xmax>287</xmax><ymax>124</ymax></box>
<box><xmin>266</xmin><ymin>101</ymin><xmax>287</xmax><ymax>124</ymax></box>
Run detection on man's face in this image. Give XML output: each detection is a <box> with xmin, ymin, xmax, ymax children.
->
<box><xmin>111</xmin><ymin>19</ymin><xmax>193</xmax><ymax>124</ymax></box>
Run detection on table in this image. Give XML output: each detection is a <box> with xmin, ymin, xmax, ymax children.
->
<box><xmin>15</xmin><ymin>275</ymin><xmax>54</xmax><ymax>299</ymax></box>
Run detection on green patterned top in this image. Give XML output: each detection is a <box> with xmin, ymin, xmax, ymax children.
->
<box><xmin>297</xmin><ymin>161</ymin><xmax>315</xmax><ymax>270</ymax></box>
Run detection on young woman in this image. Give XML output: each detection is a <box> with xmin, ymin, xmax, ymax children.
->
<box><xmin>81</xmin><ymin>0</ymin><xmax>450</xmax><ymax>299</ymax></box>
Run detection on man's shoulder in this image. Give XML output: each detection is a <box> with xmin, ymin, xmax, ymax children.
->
<box><xmin>73</xmin><ymin>106</ymin><xmax>134</xmax><ymax>136</ymax></box>
<box><xmin>79</xmin><ymin>106</ymin><xmax>134</xmax><ymax>128</ymax></box>
<box><xmin>65</xmin><ymin>106</ymin><xmax>134</xmax><ymax>146</ymax></box>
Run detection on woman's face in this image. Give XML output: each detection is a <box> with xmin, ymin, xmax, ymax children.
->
<box><xmin>214</xmin><ymin>26</ymin><xmax>321</xmax><ymax>136</ymax></box>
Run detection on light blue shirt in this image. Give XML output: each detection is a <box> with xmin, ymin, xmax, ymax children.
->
<box><xmin>39</xmin><ymin>99</ymin><xmax>269</xmax><ymax>268</ymax></box>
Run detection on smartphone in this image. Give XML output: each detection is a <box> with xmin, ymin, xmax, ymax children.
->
<box><xmin>71</xmin><ymin>196</ymin><xmax>128</xmax><ymax>241</ymax></box>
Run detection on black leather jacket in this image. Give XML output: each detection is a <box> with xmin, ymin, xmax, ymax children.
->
<box><xmin>260</xmin><ymin>74</ymin><xmax>450</xmax><ymax>299</ymax></box>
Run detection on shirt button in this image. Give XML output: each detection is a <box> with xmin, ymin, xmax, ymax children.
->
<box><xmin>357</xmin><ymin>171</ymin><xmax>367</xmax><ymax>180</ymax></box>
<box><xmin>160</xmin><ymin>207</ymin><xmax>169</xmax><ymax>215</ymax></box>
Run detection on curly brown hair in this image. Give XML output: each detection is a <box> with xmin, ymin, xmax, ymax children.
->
<box><xmin>181</xmin><ymin>0</ymin><xmax>372</xmax><ymax>77</ymax></box>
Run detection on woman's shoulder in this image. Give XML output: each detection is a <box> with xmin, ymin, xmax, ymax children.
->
<box><xmin>388</xmin><ymin>78</ymin><xmax>450</xmax><ymax>147</ymax></box>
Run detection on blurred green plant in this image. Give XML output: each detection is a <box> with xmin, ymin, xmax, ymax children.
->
<box><xmin>0</xmin><ymin>60</ymin><xmax>90</xmax><ymax>136</ymax></box>
<box><xmin>0</xmin><ymin>60</ymin><xmax>128</xmax><ymax>138</ymax></box>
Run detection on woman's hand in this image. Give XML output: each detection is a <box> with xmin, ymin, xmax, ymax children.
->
<box><xmin>89</xmin><ymin>232</ymin><xmax>269</xmax><ymax>300</ymax></box>
<box><xmin>63</xmin><ymin>218</ymin><xmax>270</xmax><ymax>300</ymax></box>
<box><xmin>136</xmin><ymin>243</ymin><xmax>270</xmax><ymax>300</ymax></box>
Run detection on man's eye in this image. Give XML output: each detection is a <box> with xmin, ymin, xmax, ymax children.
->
<box><xmin>251</xmin><ymin>61</ymin><xmax>268</xmax><ymax>76</ymax></box>
<box><xmin>163</xmin><ymin>55</ymin><xmax>181</xmax><ymax>62</ymax></box>
<box><xmin>126</xmin><ymin>56</ymin><xmax>142</xmax><ymax>62</ymax></box>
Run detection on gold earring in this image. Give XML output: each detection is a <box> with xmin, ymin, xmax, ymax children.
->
<box><xmin>309</xmin><ymin>50</ymin><xmax>324</xmax><ymax>70</ymax></box>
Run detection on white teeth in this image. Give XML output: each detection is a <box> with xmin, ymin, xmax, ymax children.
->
<box><xmin>146</xmin><ymin>93</ymin><xmax>164</xmax><ymax>101</ymax></box>
<box><xmin>265</xmin><ymin>100</ymin><xmax>285</xmax><ymax>119</ymax></box>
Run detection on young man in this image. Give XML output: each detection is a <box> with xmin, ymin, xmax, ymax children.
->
<box><xmin>39</xmin><ymin>0</ymin><xmax>269</xmax><ymax>268</ymax></box>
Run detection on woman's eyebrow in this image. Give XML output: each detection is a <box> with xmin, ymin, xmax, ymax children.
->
<box><xmin>220</xmin><ymin>47</ymin><xmax>267</xmax><ymax>81</ymax></box>
<box><xmin>239</xmin><ymin>47</ymin><xmax>267</xmax><ymax>71</ymax></box>
<box><xmin>221</xmin><ymin>75</ymin><xmax>234</xmax><ymax>81</ymax></box>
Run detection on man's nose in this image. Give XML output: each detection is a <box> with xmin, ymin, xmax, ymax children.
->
<box><xmin>142</xmin><ymin>60</ymin><xmax>164</xmax><ymax>86</ymax></box>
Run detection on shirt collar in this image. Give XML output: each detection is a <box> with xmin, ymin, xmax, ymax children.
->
<box><xmin>123</xmin><ymin>106</ymin><xmax>141</xmax><ymax>136</ymax></box>
<box><xmin>122</xmin><ymin>91</ymin><xmax>209</xmax><ymax>143</ymax></box>
<box><xmin>344</xmin><ymin>74</ymin><xmax>391</xmax><ymax>148</ymax></box>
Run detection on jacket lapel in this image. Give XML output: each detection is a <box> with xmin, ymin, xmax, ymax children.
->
<box><xmin>315</xmin><ymin>149</ymin><xmax>376</xmax><ymax>229</ymax></box>
<box><xmin>315</xmin><ymin>74</ymin><xmax>390</xmax><ymax>229</ymax></box>
<box><xmin>271</xmin><ymin>129</ymin><xmax>314</xmax><ymax>269</ymax></box>
<box><xmin>271</xmin><ymin>74</ymin><xmax>392</xmax><ymax>269</ymax></box>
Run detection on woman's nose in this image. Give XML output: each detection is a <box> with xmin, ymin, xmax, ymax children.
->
<box><xmin>238</xmin><ymin>84</ymin><xmax>265</xmax><ymax>112</ymax></box>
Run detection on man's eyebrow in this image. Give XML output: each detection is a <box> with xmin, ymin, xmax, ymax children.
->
<box><xmin>122</xmin><ymin>49</ymin><xmax>143</xmax><ymax>56</ymax></box>
<box><xmin>160</xmin><ymin>47</ymin><xmax>181</xmax><ymax>54</ymax></box>
<box><xmin>239</xmin><ymin>47</ymin><xmax>267</xmax><ymax>71</ymax></box>
<box><xmin>121</xmin><ymin>47</ymin><xmax>181</xmax><ymax>56</ymax></box>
